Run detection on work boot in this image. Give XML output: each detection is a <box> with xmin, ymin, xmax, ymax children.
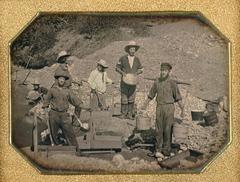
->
<box><xmin>162</xmin><ymin>149</ymin><xmax>171</xmax><ymax>156</ymax></box>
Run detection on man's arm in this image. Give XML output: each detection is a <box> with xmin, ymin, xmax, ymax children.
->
<box><xmin>141</xmin><ymin>81</ymin><xmax>157</xmax><ymax>110</ymax></box>
<box><xmin>42</xmin><ymin>89</ymin><xmax>52</xmax><ymax>109</ymax></box>
<box><xmin>116</xmin><ymin>57</ymin><xmax>126</xmax><ymax>76</ymax></box>
<box><xmin>136</xmin><ymin>57</ymin><xmax>143</xmax><ymax>75</ymax></box>
<box><xmin>88</xmin><ymin>71</ymin><xmax>97</xmax><ymax>91</ymax></box>
<box><xmin>177</xmin><ymin>100</ymin><xmax>185</xmax><ymax>118</ymax></box>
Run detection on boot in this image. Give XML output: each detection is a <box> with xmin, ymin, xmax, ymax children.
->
<box><xmin>119</xmin><ymin>104</ymin><xmax>128</xmax><ymax>119</ymax></box>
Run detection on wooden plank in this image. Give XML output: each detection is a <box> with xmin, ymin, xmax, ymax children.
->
<box><xmin>38</xmin><ymin>145</ymin><xmax>76</xmax><ymax>151</ymax></box>
<box><xmin>33</xmin><ymin>114</ymin><xmax>38</xmax><ymax>153</ymax></box>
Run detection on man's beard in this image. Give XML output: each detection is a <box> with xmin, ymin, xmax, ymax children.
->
<box><xmin>159</xmin><ymin>74</ymin><xmax>169</xmax><ymax>82</ymax></box>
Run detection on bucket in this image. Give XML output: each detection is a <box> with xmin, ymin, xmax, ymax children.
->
<box><xmin>112</xmin><ymin>103</ymin><xmax>121</xmax><ymax>116</ymax></box>
<box><xmin>136</xmin><ymin>113</ymin><xmax>151</xmax><ymax>130</ymax></box>
<box><xmin>203</xmin><ymin>111</ymin><xmax>218</xmax><ymax>126</ymax></box>
<box><xmin>173</xmin><ymin>123</ymin><xmax>188</xmax><ymax>140</ymax></box>
<box><xmin>191</xmin><ymin>110</ymin><xmax>204</xmax><ymax>121</ymax></box>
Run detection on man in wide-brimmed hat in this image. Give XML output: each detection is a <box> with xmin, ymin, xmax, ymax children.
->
<box><xmin>141</xmin><ymin>63</ymin><xmax>184</xmax><ymax>157</ymax></box>
<box><xmin>53</xmin><ymin>50</ymin><xmax>73</xmax><ymax>88</ymax></box>
<box><xmin>116</xmin><ymin>41</ymin><xmax>143</xmax><ymax>119</ymax></box>
<box><xmin>26</xmin><ymin>79</ymin><xmax>48</xmax><ymax>105</ymax></box>
<box><xmin>88</xmin><ymin>59</ymin><xmax>113</xmax><ymax>110</ymax></box>
<box><xmin>42</xmin><ymin>68</ymin><xmax>83</xmax><ymax>153</ymax></box>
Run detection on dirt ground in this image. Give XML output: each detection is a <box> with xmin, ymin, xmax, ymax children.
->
<box><xmin>11</xmin><ymin>17</ymin><xmax>229</xmax><ymax>172</ymax></box>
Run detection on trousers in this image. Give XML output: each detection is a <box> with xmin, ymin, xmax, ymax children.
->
<box><xmin>155</xmin><ymin>104</ymin><xmax>174</xmax><ymax>152</ymax></box>
<box><xmin>48</xmin><ymin>110</ymin><xmax>78</xmax><ymax>147</ymax></box>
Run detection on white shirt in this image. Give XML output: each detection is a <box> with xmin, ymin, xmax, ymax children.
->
<box><xmin>128</xmin><ymin>55</ymin><xmax>135</xmax><ymax>68</ymax></box>
<box><xmin>88</xmin><ymin>69</ymin><xmax>112</xmax><ymax>94</ymax></box>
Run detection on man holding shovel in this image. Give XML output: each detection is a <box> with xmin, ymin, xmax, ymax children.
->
<box><xmin>141</xmin><ymin>63</ymin><xmax>184</xmax><ymax>157</ymax></box>
<box><xmin>88</xmin><ymin>59</ymin><xmax>113</xmax><ymax>111</ymax></box>
<box><xmin>42</xmin><ymin>68</ymin><xmax>82</xmax><ymax>152</ymax></box>
<box><xmin>116</xmin><ymin>41</ymin><xmax>143</xmax><ymax>120</ymax></box>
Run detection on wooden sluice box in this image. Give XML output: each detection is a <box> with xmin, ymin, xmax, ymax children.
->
<box><xmin>77</xmin><ymin>110</ymin><xmax>122</xmax><ymax>152</ymax></box>
<box><xmin>32</xmin><ymin>110</ymin><xmax>122</xmax><ymax>154</ymax></box>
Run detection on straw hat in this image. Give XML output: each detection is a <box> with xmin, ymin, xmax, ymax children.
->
<box><xmin>97</xmin><ymin>59</ymin><xmax>108</xmax><ymax>68</ymax></box>
<box><xmin>124</xmin><ymin>41</ymin><xmax>140</xmax><ymax>53</ymax></box>
<box><xmin>56</xmin><ymin>50</ymin><xmax>71</xmax><ymax>63</ymax></box>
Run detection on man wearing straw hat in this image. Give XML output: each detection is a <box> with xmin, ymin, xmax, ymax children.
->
<box><xmin>116</xmin><ymin>41</ymin><xmax>143</xmax><ymax>120</ymax></box>
<box><xmin>141</xmin><ymin>63</ymin><xmax>184</xmax><ymax>157</ymax></box>
<box><xmin>26</xmin><ymin>79</ymin><xmax>48</xmax><ymax>105</ymax></box>
<box><xmin>88</xmin><ymin>59</ymin><xmax>113</xmax><ymax>110</ymax></box>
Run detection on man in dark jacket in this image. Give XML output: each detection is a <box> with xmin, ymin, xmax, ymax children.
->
<box><xmin>116</xmin><ymin>41</ymin><xmax>143</xmax><ymax>119</ymax></box>
<box><xmin>141</xmin><ymin>63</ymin><xmax>184</xmax><ymax>156</ymax></box>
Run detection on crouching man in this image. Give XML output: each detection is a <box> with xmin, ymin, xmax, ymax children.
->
<box><xmin>42</xmin><ymin>69</ymin><xmax>82</xmax><ymax>153</ymax></box>
<box><xmin>141</xmin><ymin>63</ymin><xmax>184</xmax><ymax>157</ymax></box>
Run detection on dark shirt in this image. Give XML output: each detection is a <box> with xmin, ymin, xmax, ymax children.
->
<box><xmin>116</xmin><ymin>55</ymin><xmax>143</xmax><ymax>74</ymax></box>
<box><xmin>148</xmin><ymin>77</ymin><xmax>182</xmax><ymax>105</ymax></box>
<box><xmin>42</xmin><ymin>85</ymin><xmax>82</xmax><ymax>112</ymax></box>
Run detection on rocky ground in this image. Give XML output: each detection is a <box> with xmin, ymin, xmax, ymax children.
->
<box><xmin>11</xmin><ymin>17</ymin><xmax>229</xmax><ymax>172</ymax></box>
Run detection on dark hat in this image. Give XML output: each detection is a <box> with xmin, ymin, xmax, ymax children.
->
<box><xmin>54</xmin><ymin>68</ymin><xmax>70</xmax><ymax>80</ymax></box>
<box><xmin>124</xmin><ymin>41</ymin><xmax>140</xmax><ymax>53</ymax></box>
<box><xmin>161</xmin><ymin>63</ymin><xmax>172</xmax><ymax>70</ymax></box>
<box><xmin>56</xmin><ymin>50</ymin><xmax>71</xmax><ymax>63</ymax></box>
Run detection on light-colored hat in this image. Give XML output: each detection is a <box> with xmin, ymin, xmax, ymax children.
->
<box><xmin>124</xmin><ymin>41</ymin><xmax>140</xmax><ymax>53</ymax></box>
<box><xmin>32</xmin><ymin>79</ymin><xmax>40</xmax><ymax>85</ymax></box>
<box><xmin>97</xmin><ymin>59</ymin><xmax>108</xmax><ymax>68</ymax></box>
<box><xmin>56</xmin><ymin>50</ymin><xmax>71</xmax><ymax>63</ymax></box>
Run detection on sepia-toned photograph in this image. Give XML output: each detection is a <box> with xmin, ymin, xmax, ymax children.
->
<box><xmin>10</xmin><ymin>13</ymin><xmax>230</xmax><ymax>173</ymax></box>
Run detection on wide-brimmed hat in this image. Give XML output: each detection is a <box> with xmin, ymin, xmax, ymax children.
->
<box><xmin>161</xmin><ymin>63</ymin><xmax>172</xmax><ymax>70</ymax></box>
<box><xmin>97</xmin><ymin>59</ymin><xmax>108</xmax><ymax>68</ymax></box>
<box><xmin>54</xmin><ymin>68</ymin><xmax>70</xmax><ymax>80</ymax></box>
<box><xmin>32</xmin><ymin>79</ymin><xmax>40</xmax><ymax>85</ymax></box>
<box><xmin>124</xmin><ymin>41</ymin><xmax>140</xmax><ymax>53</ymax></box>
<box><xmin>56</xmin><ymin>50</ymin><xmax>71</xmax><ymax>63</ymax></box>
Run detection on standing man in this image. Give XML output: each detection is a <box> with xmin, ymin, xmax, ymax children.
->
<box><xmin>88</xmin><ymin>59</ymin><xmax>113</xmax><ymax>111</ymax></box>
<box><xmin>141</xmin><ymin>63</ymin><xmax>184</xmax><ymax>156</ymax></box>
<box><xmin>42</xmin><ymin>68</ymin><xmax>82</xmax><ymax>151</ymax></box>
<box><xmin>116</xmin><ymin>41</ymin><xmax>143</xmax><ymax>120</ymax></box>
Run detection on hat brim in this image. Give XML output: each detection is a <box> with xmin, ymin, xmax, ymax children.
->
<box><xmin>124</xmin><ymin>45</ymin><xmax>140</xmax><ymax>53</ymax></box>
<box><xmin>54</xmin><ymin>75</ymin><xmax>69</xmax><ymax>80</ymax></box>
<box><xmin>97</xmin><ymin>63</ymin><xmax>108</xmax><ymax>68</ymax></box>
<box><xmin>57</xmin><ymin>54</ymin><xmax>71</xmax><ymax>63</ymax></box>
